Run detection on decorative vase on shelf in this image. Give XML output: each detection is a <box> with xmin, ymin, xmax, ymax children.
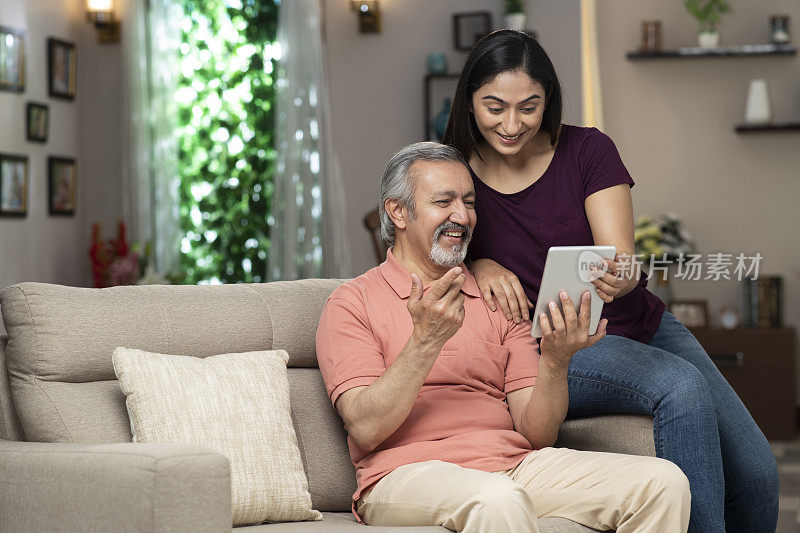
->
<box><xmin>504</xmin><ymin>12</ymin><xmax>526</xmax><ymax>31</ymax></box>
<box><xmin>698</xmin><ymin>29</ymin><xmax>720</xmax><ymax>48</ymax></box>
<box><xmin>433</xmin><ymin>98</ymin><xmax>451</xmax><ymax>141</ymax></box>
<box><xmin>426</xmin><ymin>53</ymin><xmax>447</xmax><ymax>75</ymax></box>
<box><xmin>770</xmin><ymin>15</ymin><xmax>790</xmax><ymax>45</ymax></box>
<box><xmin>744</xmin><ymin>79</ymin><xmax>772</xmax><ymax>124</ymax></box>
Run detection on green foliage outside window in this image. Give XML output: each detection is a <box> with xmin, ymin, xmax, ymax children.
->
<box><xmin>175</xmin><ymin>0</ymin><xmax>278</xmax><ymax>284</ymax></box>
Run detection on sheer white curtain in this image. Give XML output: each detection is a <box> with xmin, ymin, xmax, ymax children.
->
<box><xmin>119</xmin><ymin>0</ymin><xmax>182</xmax><ymax>276</ymax></box>
<box><xmin>268</xmin><ymin>0</ymin><xmax>351</xmax><ymax>281</ymax></box>
<box><xmin>580</xmin><ymin>0</ymin><xmax>604</xmax><ymax>129</ymax></box>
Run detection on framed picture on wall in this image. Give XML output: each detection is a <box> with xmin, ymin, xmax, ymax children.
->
<box><xmin>0</xmin><ymin>154</ymin><xmax>29</xmax><ymax>217</ymax></box>
<box><xmin>48</xmin><ymin>38</ymin><xmax>76</xmax><ymax>100</ymax></box>
<box><xmin>452</xmin><ymin>12</ymin><xmax>491</xmax><ymax>52</ymax></box>
<box><xmin>0</xmin><ymin>26</ymin><xmax>25</xmax><ymax>93</ymax></box>
<box><xmin>668</xmin><ymin>300</ymin><xmax>709</xmax><ymax>329</ymax></box>
<box><xmin>48</xmin><ymin>157</ymin><xmax>77</xmax><ymax>216</ymax></box>
<box><xmin>27</xmin><ymin>102</ymin><xmax>49</xmax><ymax>143</ymax></box>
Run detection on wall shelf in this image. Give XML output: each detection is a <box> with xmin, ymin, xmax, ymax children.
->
<box><xmin>627</xmin><ymin>43</ymin><xmax>796</xmax><ymax>60</ymax></box>
<box><xmin>735</xmin><ymin>123</ymin><xmax>800</xmax><ymax>134</ymax></box>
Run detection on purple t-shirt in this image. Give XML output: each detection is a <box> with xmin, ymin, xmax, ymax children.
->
<box><xmin>468</xmin><ymin>125</ymin><xmax>665</xmax><ymax>344</ymax></box>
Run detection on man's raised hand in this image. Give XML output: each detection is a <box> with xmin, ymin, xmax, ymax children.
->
<box><xmin>407</xmin><ymin>267</ymin><xmax>466</xmax><ymax>349</ymax></box>
<box><xmin>538</xmin><ymin>290</ymin><xmax>607</xmax><ymax>371</ymax></box>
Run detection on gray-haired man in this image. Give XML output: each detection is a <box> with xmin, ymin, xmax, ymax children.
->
<box><xmin>316</xmin><ymin>142</ymin><xmax>690</xmax><ymax>532</ymax></box>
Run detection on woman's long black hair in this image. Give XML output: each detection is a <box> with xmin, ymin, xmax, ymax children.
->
<box><xmin>441</xmin><ymin>29</ymin><xmax>563</xmax><ymax>161</ymax></box>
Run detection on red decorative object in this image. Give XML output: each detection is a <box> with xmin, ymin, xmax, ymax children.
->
<box><xmin>88</xmin><ymin>221</ymin><xmax>139</xmax><ymax>288</ymax></box>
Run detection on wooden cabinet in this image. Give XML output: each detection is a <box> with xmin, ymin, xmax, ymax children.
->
<box><xmin>690</xmin><ymin>327</ymin><xmax>797</xmax><ymax>440</ymax></box>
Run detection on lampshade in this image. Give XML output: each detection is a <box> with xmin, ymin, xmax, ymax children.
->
<box><xmin>85</xmin><ymin>0</ymin><xmax>119</xmax><ymax>43</ymax></box>
<box><xmin>87</xmin><ymin>0</ymin><xmax>114</xmax><ymax>26</ymax></box>
<box><xmin>87</xmin><ymin>0</ymin><xmax>113</xmax><ymax>12</ymax></box>
<box><xmin>349</xmin><ymin>0</ymin><xmax>381</xmax><ymax>32</ymax></box>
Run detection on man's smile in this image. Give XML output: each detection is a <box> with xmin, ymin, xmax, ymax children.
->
<box><xmin>434</xmin><ymin>223</ymin><xmax>470</xmax><ymax>246</ymax></box>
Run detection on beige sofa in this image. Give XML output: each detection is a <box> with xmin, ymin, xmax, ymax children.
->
<box><xmin>0</xmin><ymin>281</ymin><xmax>656</xmax><ymax>532</ymax></box>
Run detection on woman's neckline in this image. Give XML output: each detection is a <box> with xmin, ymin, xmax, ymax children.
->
<box><xmin>470</xmin><ymin>125</ymin><xmax>568</xmax><ymax>197</ymax></box>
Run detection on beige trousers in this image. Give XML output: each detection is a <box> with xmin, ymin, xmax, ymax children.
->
<box><xmin>357</xmin><ymin>447</ymin><xmax>690</xmax><ymax>533</ymax></box>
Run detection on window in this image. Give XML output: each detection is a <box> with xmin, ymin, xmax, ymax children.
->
<box><xmin>174</xmin><ymin>0</ymin><xmax>279</xmax><ymax>284</ymax></box>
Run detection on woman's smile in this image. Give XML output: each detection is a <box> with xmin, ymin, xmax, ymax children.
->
<box><xmin>496</xmin><ymin>131</ymin><xmax>525</xmax><ymax>144</ymax></box>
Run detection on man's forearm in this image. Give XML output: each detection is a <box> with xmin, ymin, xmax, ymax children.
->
<box><xmin>518</xmin><ymin>360</ymin><xmax>569</xmax><ymax>449</ymax></box>
<box><xmin>343</xmin><ymin>334</ymin><xmax>441</xmax><ymax>451</ymax></box>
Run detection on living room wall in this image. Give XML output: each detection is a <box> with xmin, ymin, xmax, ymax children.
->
<box><xmin>323</xmin><ymin>0</ymin><xmax>581</xmax><ymax>276</ymax></box>
<box><xmin>595</xmin><ymin>0</ymin><xmax>800</xmax><ymax>384</ymax></box>
<box><xmin>325</xmin><ymin>0</ymin><xmax>800</xmax><ymax>396</ymax></box>
<box><xmin>0</xmin><ymin>0</ymin><xmax>123</xmax><ymax>334</ymax></box>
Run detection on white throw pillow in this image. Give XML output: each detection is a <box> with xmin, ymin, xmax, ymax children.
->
<box><xmin>112</xmin><ymin>347</ymin><xmax>322</xmax><ymax>526</ymax></box>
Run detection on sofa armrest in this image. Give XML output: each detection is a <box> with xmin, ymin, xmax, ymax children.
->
<box><xmin>556</xmin><ymin>414</ymin><xmax>656</xmax><ymax>457</ymax></box>
<box><xmin>0</xmin><ymin>439</ymin><xmax>231</xmax><ymax>533</ymax></box>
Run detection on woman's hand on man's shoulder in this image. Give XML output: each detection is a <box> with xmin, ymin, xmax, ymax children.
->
<box><xmin>469</xmin><ymin>258</ymin><xmax>532</xmax><ymax>324</ymax></box>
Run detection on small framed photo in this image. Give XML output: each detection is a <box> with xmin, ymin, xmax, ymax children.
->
<box><xmin>668</xmin><ymin>300</ymin><xmax>709</xmax><ymax>328</ymax></box>
<box><xmin>48</xmin><ymin>38</ymin><xmax>76</xmax><ymax>100</ymax></box>
<box><xmin>0</xmin><ymin>26</ymin><xmax>25</xmax><ymax>93</ymax></box>
<box><xmin>48</xmin><ymin>157</ymin><xmax>77</xmax><ymax>216</ymax></box>
<box><xmin>453</xmin><ymin>12</ymin><xmax>492</xmax><ymax>52</ymax></box>
<box><xmin>0</xmin><ymin>154</ymin><xmax>29</xmax><ymax>217</ymax></box>
<box><xmin>27</xmin><ymin>102</ymin><xmax>49</xmax><ymax>143</ymax></box>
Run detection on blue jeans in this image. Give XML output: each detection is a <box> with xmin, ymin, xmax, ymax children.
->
<box><xmin>566</xmin><ymin>311</ymin><xmax>779</xmax><ymax>533</ymax></box>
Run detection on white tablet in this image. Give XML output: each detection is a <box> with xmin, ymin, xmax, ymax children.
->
<box><xmin>530</xmin><ymin>245</ymin><xmax>616</xmax><ymax>338</ymax></box>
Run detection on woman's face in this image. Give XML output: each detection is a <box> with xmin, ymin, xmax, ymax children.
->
<box><xmin>470</xmin><ymin>70</ymin><xmax>547</xmax><ymax>156</ymax></box>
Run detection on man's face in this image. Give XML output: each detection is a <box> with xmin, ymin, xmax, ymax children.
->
<box><xmin>399</xmin><ymin>160</ymin><xmax>477</xmax><ymax>268</ymax></box>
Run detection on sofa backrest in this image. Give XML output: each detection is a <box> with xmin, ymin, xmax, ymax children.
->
<box><xmin>0</xmin><ymin>280</ymin><xmax>356</xmax><ymax>511</ymax></box>
<box><xmin>0</xmin><ymin>335</ymin><xmax>24</xmax><ymax>441</ymax></box>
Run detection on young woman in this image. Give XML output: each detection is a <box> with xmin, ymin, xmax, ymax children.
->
<box><xmin>442</xmin><ymin>29</ymin><xmax>778</xmax><ymax>533</ymax></box>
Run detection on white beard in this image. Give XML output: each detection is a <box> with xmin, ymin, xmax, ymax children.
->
<box><xmin>429</xmin><ymin>240</ymin><xmax>468</xmax><ymax>267</ymax></box>
<box><xmin>429</xmin><ymin>223</ymin><xmax>471</xmax><ymax>267</ymax></box>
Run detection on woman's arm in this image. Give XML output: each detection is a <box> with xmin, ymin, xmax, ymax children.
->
<box><xmin>584</xmin><ymin>184</ymin><xmax>640</xmax><ymax>302</ymax></box>
<box><xmin>472</xmin><ymin>183</ymin><xmax>638</xmax><ymax>315</ymax></box>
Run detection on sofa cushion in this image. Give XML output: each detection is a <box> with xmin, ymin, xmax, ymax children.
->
<box><xmin>112</xmin><ymin>347</ymin><xmax>322</xmax><ymax>525</ymax></box>
<box><xmin>287</xmin><ymin>368</ymin><xmax>356</xmax><ymax>511</ymax></box>
<box><xmin>236</xmin><ymin>511</ymin><xmax>601</xmax><ymax>532</ymax></box>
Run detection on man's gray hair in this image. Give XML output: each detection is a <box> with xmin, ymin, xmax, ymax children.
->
<box><xmin>379</xmin><ymin>142</ymin><xmax>468</xmax><ymax>245</ymax></box>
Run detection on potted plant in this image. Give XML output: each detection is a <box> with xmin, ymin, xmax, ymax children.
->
<box><xmin>504</xmin><ymin>0</ymin><xmax>526</xmax><ymax>31</ymax></box>
<box><xmin>634</xmin><ymin>213</ymin><xmax>695</xmax><ymax>304</ymax></box>
<box><xmin>684</xmin><ymin>0</ymin><xmax>732</xmax><ymax>48</ymax></box>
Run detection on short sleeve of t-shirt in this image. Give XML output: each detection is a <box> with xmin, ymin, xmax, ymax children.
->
<box><xmin>316</xmin><ymin>294</ymin><xmax>387</xmax><ymax>407</ymax></box>
<box><xmin>501</xmin><ymin>318</ymin><xmax>539</xmax><ymax>394</ymax></box>
<box><xmin>578</xmin><ymin>127</ymin><xmax>635</xmax><ymax>199</ymax></box>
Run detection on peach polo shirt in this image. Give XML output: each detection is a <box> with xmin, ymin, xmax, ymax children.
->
<box><xmin>315</xmin><ymin>249</ymin><xmax>540</xmax><ymax>518</ymax></box>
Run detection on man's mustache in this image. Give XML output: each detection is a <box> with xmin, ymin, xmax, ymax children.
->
<box><xmin>433</xmin><ymin>221</ymin><xmax>471</xmax><ymax>242</ymax></box>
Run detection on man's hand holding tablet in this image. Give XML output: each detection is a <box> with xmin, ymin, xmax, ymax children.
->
<box><xmin>536</xmin><ymin>288</ymin><xmax>607</xmax><ymax>370</ymax></box>
<box><xmin>531</xmin><ymin>246</ymin><xmax>615</xmax><ymax>339</ymax></box>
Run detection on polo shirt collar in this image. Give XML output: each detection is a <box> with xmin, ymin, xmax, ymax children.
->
<box><xmin>379</xmin><ymin>248</ymin><xmax>481</xmax><ymax>299</ymax></box>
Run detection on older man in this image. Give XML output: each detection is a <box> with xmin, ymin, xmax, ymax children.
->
<box><xmin>316</xmin><ymin>142</ymin><xmax>690</xmax><ymax>533</ymax></box>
